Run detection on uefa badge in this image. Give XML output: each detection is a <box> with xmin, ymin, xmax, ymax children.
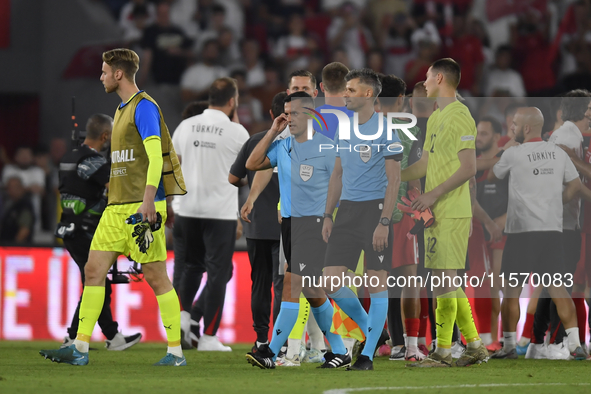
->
<box><xmin>359</xmin><ymin>144</ymin><xmax>372</xmax><ymax>163</ymax></box>
<box><xmin>299</xmin><ymin>164</ymin><xmax>314</xmax><ymax>181</ymax></box>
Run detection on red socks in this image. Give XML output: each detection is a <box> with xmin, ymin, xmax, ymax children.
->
<box><xmin>405</xmin><ymin>318</ymin><xmax>420</xmax><ymax>339</ymax></box>
<box><xmin>572</xmin><ymin>292</ymin><xmax>587</xmax><ymax>344</ymax></box>
<box><xmin>419</xmin><ymin>292</ymin><xmax>429</xmax><ymax>338</ymax></box>
<box><xmin>521</xmin><ymin>312</ymin><xmax>534</xmax><ymax>340</ymax></box>
<box><xmin>474</xmin><ymin>297</ymin><xmax>492</xmax><ymax>334</ymax></box>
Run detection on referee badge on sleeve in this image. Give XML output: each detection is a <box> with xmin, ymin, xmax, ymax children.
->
<box><xmin>300</xmin><ymin>164</ymin><xmax>314</xmax><ymax>181</ymax></box>
<box><xmin>359</xmin><ymin>144</ymin><xmax>372</xmax><ymax>163</ymax></box>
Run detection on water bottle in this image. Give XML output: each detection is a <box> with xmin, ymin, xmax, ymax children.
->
<box><xmin>125</xmin><ymin>213</ymin><xmax>144</xmax><ymax>225</ymax></box>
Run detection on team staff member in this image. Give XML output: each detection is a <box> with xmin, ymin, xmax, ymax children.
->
<box><xmin>229</xmin><ymin>92</ymin><xmax>286</xmax><ymax>353</ymax></box>
<box><xmin>322</xmin><ymin>69</ymin><xmax>404</xmax><ymax>371</ymax></box>
<box><xmin>471</xmin><ymin>116</ymin><xmax>508</xmax><ymax>351</ymax></box>
<box><xmin>173</xmin><ymin>78</ymin><xmax>249</xmax><ymax>352</ymax></box>
<box><xmin>56</xmin><ymin>114</ymin><xmax>141</xmax><ymax>351</ymax></box>
<box><xmin>245</xmin><ymin>92</ymin><xmax>350</xmax><ymax>370</ymax></box>
<box><xmin>402</xmin><ymin>58</ymin><xmax>488</xmax><ymax>368</ymax></box>
<box><xmin>488</xmin><ymin>107</ymin><xmax>586</xmax><ymax>360</ymax></box>
<box><xmin>41</xmin><ymin>48</ymin><xmax>187</xmax><ymax>366</ymax></box>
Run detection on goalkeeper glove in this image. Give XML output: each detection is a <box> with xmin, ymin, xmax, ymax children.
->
<box><xmin>129</xmin><ymin>213</ymin><xmax>163</xmax><ymax>254</ymax></box>
<box><xmin>397</xmin><ymin>188</ymin><xmax>435</xmax><ymax>236</ymax></box>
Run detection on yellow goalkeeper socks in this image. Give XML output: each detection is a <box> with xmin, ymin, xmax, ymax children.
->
<box><xmin>455</xmin><ymin>287</ymin><xmax>481</xmax><ymax>347</ymax></box>
<box><xmin>435</xmin><ymin>291</ymin><xmax>457</xmax><ymax>352</ymax></box>
<box><xmin>156</xmin><ymin>289</ymin><xmax>183</xmax><ymax>357</ymax></box>
<box><xmin>74</xmin><ymin>286</ymin><xmax>105</xmax><ymax>353</ymax></box>
<box><xmin>289</xmin><ymin>296</ymin><xmax>310</xmax><ymax>340</ymax></box>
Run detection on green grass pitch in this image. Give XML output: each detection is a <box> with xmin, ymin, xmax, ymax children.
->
<box><xmin>1</xmin><ymin>341</ymin><xmax>590</xmax><ymax>394</ymax></box>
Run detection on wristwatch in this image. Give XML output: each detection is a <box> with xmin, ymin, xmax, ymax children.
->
<box><xmin>379</xmin><ymin>217</ymin><xmax>391</xmax><ymax>226</ymax></box>
<box><xmin>323</xmin><ymin>213</ymin><xmax>333</xmax><ymax>220</ymax></box>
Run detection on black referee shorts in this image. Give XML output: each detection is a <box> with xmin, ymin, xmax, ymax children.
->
<box><xmin>281</xmin><ymin>216</ymin><xmax>327</xmax><ymax>278</ymax></box>
<box><xmin>324</xmin><ymin>199</ymin><xmax>393</xmax><ymax>272</ymax></box>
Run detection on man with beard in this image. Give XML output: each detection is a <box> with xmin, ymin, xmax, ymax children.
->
<box><xmin>172</xmin><ymin>77</ymin><xmax>249</xmax><ymax>351</ymax></box>
<box><xmin>488</xmin><ymin>107</ymin><xmax>586</xmax><ymax>360</ymax></box>
<box><xmin>53</xmin><ymin>114</ymin><xmax>142</xmax><ymax>351</ymax></box>
<box><xmin>40</xmin><ymin>48</ymin><xmax>187</xmax><ymax>366</ymax></box>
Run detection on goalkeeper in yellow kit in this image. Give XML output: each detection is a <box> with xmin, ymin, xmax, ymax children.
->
<box><xmin>40</xmin><ymin>48</ymin><xmax>187</xmax><ymax>366</ymax></box>
<box><xmin>402</xmin><ymin>58</ymin><xmax>489</xmax><ymax>367</ymax></box>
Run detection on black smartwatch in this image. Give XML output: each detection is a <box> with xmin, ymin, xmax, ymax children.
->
<box><xmin>495</xmin><ymin>149</ymin><xmax>504</xmax><ymax>158</ymax></box>
<box><xmin>323</xmin><ymin>213</ymin><xmax>333</xmax><ymax>221</ymax></box>
<box><xmin>379</xmin><ymin>217</ymin><xmax>391</xmax><ymax>226</ymax></box>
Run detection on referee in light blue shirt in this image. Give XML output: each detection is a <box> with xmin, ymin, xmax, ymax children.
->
<box><xmin>245</xmin><ymin>92</ymin><xmax>351</xmax><ymax>370</ymax></box>
<box><xmin>321</xmin><ymin>69</ymin><xmax>404</xmax><ymax>371</ymax></box>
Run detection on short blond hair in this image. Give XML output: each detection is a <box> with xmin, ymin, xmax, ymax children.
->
<box><xmin>102</xmin><ymin>48</ymin><xmax>140</xmax><ymax>81</ymax></box>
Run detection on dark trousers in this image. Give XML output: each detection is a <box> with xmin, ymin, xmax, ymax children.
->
<box><xmin>173</xmin><ymin>215</ymin><xmax>203</xmax><ymax>312</ymax></box>
<box><xmin>388</xmin><ymin>285</ymin><xmax>404</xmax><ymax>346</ymax></box>
<box><xmin>246</xmin><ymin>238</ymin><xmax>283</xmax><ymax>343</ymax></box>
<box><xmin>63</xmin><ymin>234</ymin><xmax>118</xmax><ymax>340</ymax></box>
<box><xmin>532</xmin><ymin>230</ymin><xmax>580</xmax><ymax>344</ymax></box>
<box><xmin>179</xmin><ymin>216</ymin><xmax>236</xmax><ymax>336</ymax></box>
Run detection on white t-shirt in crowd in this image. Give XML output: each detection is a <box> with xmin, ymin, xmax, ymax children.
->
<box><xmin>485</xmin><ymin>68</ymin><xmax>526</xmax><ymax>98</ymax></box>
<box><xmin>180</xmin><ymin>63</ymin><xmax>228</xmax><ymax>93</ymax></box>
<box><xmin>172</xmin><ymin>109</ymin><xmax>249</xmax><ymax>220</ymax></box>
<box><xmin>548</xmin><ymin>120</ymin><xmax>584</xmax><ymax>230</ymax></box>
<box><xmin>493</xmin><ymin>140</ymin><xmax>579</xmax><ymax>234</ymax></box>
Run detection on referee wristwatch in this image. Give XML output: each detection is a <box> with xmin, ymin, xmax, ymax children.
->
<box><xmin>323</xmin><ymin>213</ymin><xmax>333</xmax><ymax>221</ymax></box>
<box><xmin>379</xmin><ymin>217</ymin><xmax>391</xmax><ymax>226</ymax></box>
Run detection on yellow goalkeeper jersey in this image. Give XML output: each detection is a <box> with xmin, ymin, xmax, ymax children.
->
<box><xmin>424</xmin><ymin>100</ymin><xmax>476</xmax><ymax>219</ymax></box>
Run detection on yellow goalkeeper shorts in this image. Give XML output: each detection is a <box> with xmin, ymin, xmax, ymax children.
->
<box><xmin>424</xmin><ymin>217</ymin><xmax>470</xmax><ymax>270</ymax></box>
<box><xmin>90</xmin><ymin>200</ymin><xmax>167</xmax><ymax>264</ymax></box>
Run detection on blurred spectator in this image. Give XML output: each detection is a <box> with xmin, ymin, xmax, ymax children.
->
<box><xmin>182</xmin><ymin>100</ymin><xmax>210</xmax><ymax>120</ymax></box>
<box><xmin>50</xmin><ymin>138</ymin><xmax>68</xmax><ymax>169</ymax></box>
<box><xmin>485</xmin><ymin>45</ymin><xmax>526</xmax><ymax>97</ymax></box>
<box><xmin>33</xmin><ymin>144</ymin><xmax>55</xmax><ymax>232</ymax></box>
<box><xmin>273</xmin><ymin>14</ymin><xmax>312</xmax><ymax>71</ymax></box>
<box><xmin>230</xmin><ymin>70</ymin><xmax>264</xmax><ymax>134</ymax></box>
<box><xmin>218</xmin><ymin>27</ymin><xmax>241</xmax><ymax>68</ymax></box>
<box><xmin>138</xmin><ymin>2</ymin><xmax>193</xmax><ymax>87</ymax></box>
<box><xmin>119</xmin><ymin>0</ymin><xmax>156</xmax><ymax>44</ymax></box>
<box><xmin>511</xmin><ymin>8</ymin><xmax>556</xmax><ymax>96</ymax></box>
<box><xmin>215</xmin><ymin>0</ymin><xmax>245</xmax><ymax>40</ymax></box>
<box><xmin>469</xmin><ymin>18</ymin><xmax>494</xmax><ymax>67</ymax></box>
<box><xmin>2</xmin><ymin>146</ymin><xmax>45</xmax><ymax>197</ymax></box>
<box><xmin>559</xmin><ymin>0</ymin><xmax>591</xmax><ymax>77</ymax></box>
<box><xmin>331</xmin><ymin>47</ymin><xmax>351</xmax><ymax>68</ymax></box>
<box><xmin>251</xmin><ymin>63</ymin><xmax>285</xmax><ymax>118</ymax></box>
<box><xmin>322</xmin><ymin>0</ymin><xmax>367</xmax><ymax>12</ymax></box>
<box><xmin>405</xmin><ymin>40</ymin><xmax>438</xmax><ymax>92</ymax></box>
<box><xmin>181</xmin><ymin>39</ymin><xmax>229</xmax><ymax>102</ymax></box>
<box><xmin>381</xmin><ymin>12</ymin><xmax>415</xmax><ymax>78</ymax></box>
<box><xmin>366</xmin><ymin>0</ymin><xmax>407</xmax><ymax>42</ymax></box>
<box><xmin>366</xmin><ymin>48</ymin><xmax>385</xmax><ymax>74</ymax></box>
<box><xmin>195</xmin><ymin>4</ymin><xmax>231</xmax><ymax>53</ymax></box>
<box><xmin>239</xmin><ymin>39</ymin><xmax>266</xmax><ymax>88</ymax></box>
<box><xmin>165</xmin><ymin>0</ymin><xmax>199</xmax><ymax>39</ymax></box>
<box><xmin>0</xmin><ymin>177</ymin><xmax>35</xmax><ymax>244</ymax></box>
<box><xmin>259</xmin><ymin>0</ymin><xmax>307</xmax><ymax>38</ymax></box>
<box><xmin>327</xmin><ymin>2</ymin><xmax>374</xmax><ymax>69</ymax></box>
<box><xmin>444</xmin><ymin>12</ymin><xmax>485</xmax><ymax>96</ymax></box>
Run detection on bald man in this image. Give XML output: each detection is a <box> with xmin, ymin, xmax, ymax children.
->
<box><xmin>488</xmin><ymin>107</ymin><xmax>587</xmax><ymax>360</ymax></box>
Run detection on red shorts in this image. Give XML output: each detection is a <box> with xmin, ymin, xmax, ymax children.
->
<box><xmin>574</xmin><ymin>233</ymin><xmax>591</xmax><ymax>286</ymax></box>
<box><xmin>391</xmin><ymin>214</ymin><xmax>419</xmax><ymax>269</ymax></box>
<box><xmin>467</xmin><ymin>219</ymin><xmax>491</xmax><ymax>276</ymax></box>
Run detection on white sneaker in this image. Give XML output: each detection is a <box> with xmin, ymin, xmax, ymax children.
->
<box><xmin>105</xmin><ymin>332</ymin><xmax>142</xmax><ymax>351</ymax></box>
<box><xmin>276</xmin><ymin>354</ymin><xmax>301</xmax><ymax>366</ymax></box>
<box><xmin>302</xmin><ymin>348</ymin><xmax>324</xmax><ymax>363</ymax></box>
<box><xmin>547</xmin><ymin>343</ymin><xmax>570</xmax><ymax>360</ymax></box>
<box><xmin>451</xmin><ymin>341</ymin><xmax>466</xmax><ymax>359</ymax></box>
<box><xmin>197</xmin><ymin>334</ymin><xmax>232</xmax><ymax>351</ymax></box>
<box><xmin>60</xmin><ymin>336</ymin><xmax>75</xmax><ymax>348</ymax></box>
<box><xmin>405</xmin><ymin>345</ymin><xmax>426</xmax><ymax>361</ymax></box>
<box><xmin>525</xmin><ymin>343</ymin><xmax>548</xmax><ymax>359</ymax></box>
<box><xmin>180</xmin><ymin>311</ymin><xmax>193</xmax><ymax>349</ymax></box>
